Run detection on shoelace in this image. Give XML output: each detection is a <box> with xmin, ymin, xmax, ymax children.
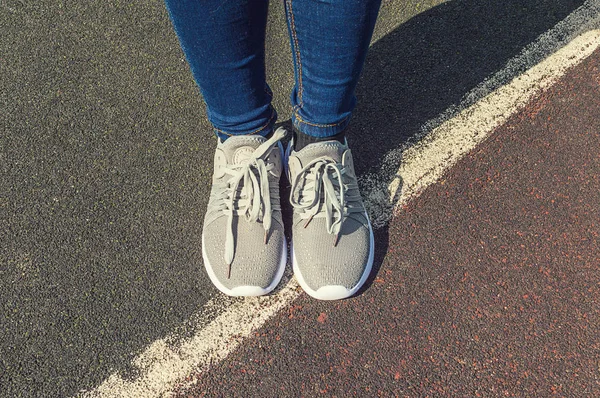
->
<box><xmin>289</xmin><ymin>155</ymin><xmax>364</xmax><ymax>246</ymax></box>
<box><xmin>209</xmin><ymin>128</ymin><xmax>285</xmax><ymax>277</ymax></box>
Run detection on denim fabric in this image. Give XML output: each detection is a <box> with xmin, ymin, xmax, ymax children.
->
<box><xmin>283</xmin><ymin>0</ymin><xmax>381</xmax><ymax>137</ymax></box>
<box><xmin>164</xmin><ymin>0</ymin><xmax>276</xmax><ymax>139</ymax></box>
<box><xmin>164</xmin><ymin>0</ymin><xmax>381</xmax><ymax>140</ymax></box>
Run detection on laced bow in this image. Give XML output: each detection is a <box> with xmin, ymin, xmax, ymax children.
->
<box><xmin>289</xmin><ymin>156</ymin><xmax>363</xmax><ymax>246</ymax></box>
<box><xmin>210</xmin><ymin>129</ymin><xmax>285</xmax><ymax>276</ymax></box>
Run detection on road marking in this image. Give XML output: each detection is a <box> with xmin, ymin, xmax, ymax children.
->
<box><xmin>81</xmin><ymin>285</ymin><xmax>300</xmax><ymax>398</ymax></box>
<box><xmin>80</xmin><ymin>17</ymin><xmax>600</xmax><ymax>398</ymax></box>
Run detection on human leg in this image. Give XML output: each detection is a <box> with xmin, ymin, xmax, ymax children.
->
<box><xmin>164</xmin><ymin>0</ymin><xmax>287</xmax><ymax>296</ymax></box>
<box><xmin>164</xmin><ymin>0</ymin><xmax>276</xmax><ymax>139</ymax></box>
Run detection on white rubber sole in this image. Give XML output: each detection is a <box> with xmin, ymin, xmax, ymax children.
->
<box><xmin>201</xmin><ymin>232</ymin><xmax>288</xmax><ymax>297</ymax></box>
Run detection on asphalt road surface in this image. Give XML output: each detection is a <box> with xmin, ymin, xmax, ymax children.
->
<box><xmin>2</xmin><ymin>0</ymin><xmax>599</xmax><ymax>396</ymax></box>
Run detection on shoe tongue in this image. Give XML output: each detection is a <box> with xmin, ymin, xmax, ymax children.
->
<box><xmin>295</xmin><ymin>140</ymin><xmax>346</xmax><ymax>166</ymax></box>
<box><xmin>221</xmin><ymin>135</ymin><xmax>267</xmax><ymax>164</ymax></box>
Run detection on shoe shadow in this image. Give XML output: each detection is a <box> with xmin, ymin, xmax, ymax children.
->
<box><xmin>346</xmin><ymin>0</ymin><xmax>587</xmax><ymax>296</ymax></box>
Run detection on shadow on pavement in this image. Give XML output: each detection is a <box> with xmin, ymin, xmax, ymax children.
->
<box><xmin>351</xmin><ymin>0</ymin><xmax>586</xmax><ymax>295</ymax></box>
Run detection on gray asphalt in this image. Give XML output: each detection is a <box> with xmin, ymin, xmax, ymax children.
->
<box><xmin>1</xmin><ymin>0</ymin><xmax>597</xmax><ymax>397</ymax></box>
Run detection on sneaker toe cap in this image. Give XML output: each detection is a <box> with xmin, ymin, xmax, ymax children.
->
<box><xmin>292</xmin><ymin>218</ymin><xmax>373</xmax><ymax>296</ymax></box>
<box><xmin>228</xmin><ymin>285</ymin><xmax>272</xmax><ymax>297</ymax></box>
<box><xmin>312</xmin><ymin>285</ymin><xmax>352</xmax><ymax>300</ymax></box>
<box><xmin>202</xmin><ymin>218</ymin><xmax>286</xmax><ymax>294</ymax></box>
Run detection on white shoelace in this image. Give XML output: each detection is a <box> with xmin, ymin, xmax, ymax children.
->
<box><xmin>289</xmin><ymin>155</ymin><xmax>363</xmax><ymax>246</ymax></box>
<box><xmin>208</xmin><ymin>129</ymin><xmax>285</xmax><ymax>275</ymax></box>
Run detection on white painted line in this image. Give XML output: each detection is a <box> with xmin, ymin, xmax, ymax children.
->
<box><xmin>80</xmin><ymin>21</ymin><xmax>600</xmax><ymax>398</ymax></box>
<box><xmin>82</xmin><ymin>283</ymin><xmax>299</xmax><ymax>398</ymax></box>
<box><xmin>420</xmin><ymin>0</ymin><xmax>600</xmax><ymax>135</ymax></box>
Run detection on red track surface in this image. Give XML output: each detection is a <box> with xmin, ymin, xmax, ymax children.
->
<box><xmin>178</xmin><ymin>49</ymin><xmax>600</xmax><ymax>397</ymax></box>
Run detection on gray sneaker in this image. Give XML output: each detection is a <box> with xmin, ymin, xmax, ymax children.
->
<box><xmin>286</xmin><ymin>138</ymin><xmax>374</xmax><ymax>300</ymax></box>
<box><xmin>202</xmin><ymin>127</ymin><xmax>287</xmax><ymax>296</ymax></box>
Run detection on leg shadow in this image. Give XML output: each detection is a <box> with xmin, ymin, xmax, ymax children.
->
<box><xmin>351</xmin><ymin>0</ymin><xmax>586</xmax><ymax>294</ymax></box>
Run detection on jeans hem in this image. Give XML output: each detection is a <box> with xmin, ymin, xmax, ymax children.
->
<box><xmin>213</xmin><ymin>106</ymin><xmax>277</xmax><ymax>140</ymax></box>
<box><xmin>292</xmin><ymin>112</ymin><xmax>350</xmax><ymax>138</ymax></box>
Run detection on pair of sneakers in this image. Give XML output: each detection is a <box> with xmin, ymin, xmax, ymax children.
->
<box><xmin>201</xmin><ymin>127</ymin><xmax>374</xmax><ymax>300</ymax></box>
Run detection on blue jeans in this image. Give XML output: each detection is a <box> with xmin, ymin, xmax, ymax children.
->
<box><xmin>164</xmin><ymin>0</ymin><xmax>381</xmax><ymax>140</ymax></box>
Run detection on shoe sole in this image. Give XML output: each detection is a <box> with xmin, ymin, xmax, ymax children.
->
<box><xmin>201</xmin><ymin>142</ymin><xmax>288</xmax><ymax>297</ymax></box>
<box><xmin>285</xmin><ymin>141</ymin><xmax>375</xmax><ymax>300</ymax></box>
